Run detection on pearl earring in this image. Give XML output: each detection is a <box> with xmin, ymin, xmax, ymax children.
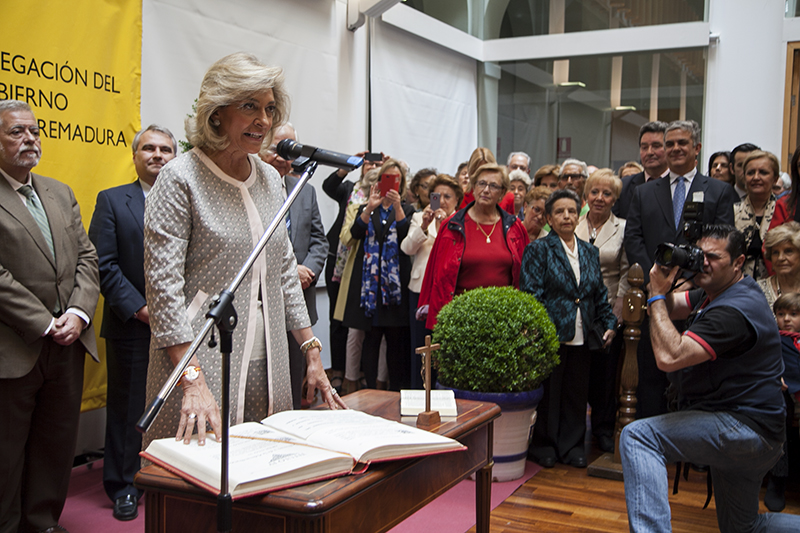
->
<box><xmin>211</xmin><ymin>118</ymin><xmax>220</xmax><ymax>127</ymax></box>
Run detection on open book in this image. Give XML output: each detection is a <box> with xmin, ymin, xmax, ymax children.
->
<box><xmin>141</xmin><ymin>409</ymin><xmax>465</xmax><ymax>499</ymax></box>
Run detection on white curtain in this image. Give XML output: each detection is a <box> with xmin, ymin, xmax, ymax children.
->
<box><xmin>370</xmin><ymin>18</ymin><xmax>478</xmax><ymax>177</ymax></box>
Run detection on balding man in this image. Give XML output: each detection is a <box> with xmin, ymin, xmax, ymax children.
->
<box><xmin>88</xmin><ymin>124</ymin><xmax>177</xmax><ymax>521</ymax></box>
<box><xmin>0</xmin><ymin>100</ymin><xmax>100</xmax><ymax>533</ymax></box>
<box><xmin>261</xmin><ymin>124</ymin><xmax>328</xmax><ymax>408</ymax></box>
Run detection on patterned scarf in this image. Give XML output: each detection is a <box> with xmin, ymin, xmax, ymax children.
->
<box><xmin>360</xmin><ymin>212</ymin><xmax>402</xmax><ymax>317</ymax></box>
<box><xmin>332</xmin><ymin>187</ymin><xmax>368</xmax><ymax>281</ymax></box>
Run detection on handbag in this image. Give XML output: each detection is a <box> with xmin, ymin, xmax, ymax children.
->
<box><xmin>586</xmin><ymin>319</ymin><xmax>610</xmax><ymax>353</ymax></box>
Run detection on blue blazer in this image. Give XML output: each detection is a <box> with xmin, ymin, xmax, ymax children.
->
<box><xmin>520</xmin><ymin>232</ymin><xmax>615</xmax><ymax>343</ymax></box>
<box><xmin>88</xmin><ymin>180</ymin><xmax>150</xmax><ymax>340</ymax></box>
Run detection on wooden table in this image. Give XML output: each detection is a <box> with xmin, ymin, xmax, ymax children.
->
<box><xmin>135</xmin><ymin>389</ymin><xmax>501</xmax><ymax>533</ymax></box>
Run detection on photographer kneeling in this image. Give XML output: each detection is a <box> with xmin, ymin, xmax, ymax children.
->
<box><xmin>620</xmin><ymin>224</ymin><xmax>800</xmax><ymax>532</ymax></box>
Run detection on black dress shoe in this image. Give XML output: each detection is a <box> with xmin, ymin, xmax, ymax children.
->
<box><xmin>565</xmin><ymin>450</ymin><xmax>588</xmax><ymax>468</ymax></box>
<box><xmin>537</xmin><ymin>456</ymin><xmax>556</xmax><ymax>468</ymax></box>
<box><xmin>38</xmin><ymin>526</ymin><xmax>69</xmax><ymax>533</ymax></box>
<box><xmin>113</xmin><ymin>494</ymin><xmax>139</xmax><ymax>521</ymax></box>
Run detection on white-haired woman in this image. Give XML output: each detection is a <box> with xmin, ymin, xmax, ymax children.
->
<box><xmin>144</xmin><ymin>52</ymin><xmax>345</xmax><ymax>451</ymax></box>
<box><xmin>509</xmin><ymin>169</ymin><xmax>532</xmax><ymax>219</ymax></box>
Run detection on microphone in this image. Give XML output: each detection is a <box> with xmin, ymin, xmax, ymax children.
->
<box><xmin>276</xmin><ymin>139</ymin><xmax>363</xmax><ymax>172</ymax></box>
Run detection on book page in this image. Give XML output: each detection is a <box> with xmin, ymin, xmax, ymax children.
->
<box><xmin>143</xmin><ymin>422</ymin><xmax>353</xmax><ymax>494</ymax></box>
<box><xmin>262</xmin><ymin>410</ymin><xmax>462</xmax><ymax>462</ymax></box>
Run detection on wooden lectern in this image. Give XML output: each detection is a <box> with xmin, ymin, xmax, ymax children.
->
<box><xmin>135</xmin><ymin>390</ymin><xmax>501</xmax><ymax>533</ymax></box>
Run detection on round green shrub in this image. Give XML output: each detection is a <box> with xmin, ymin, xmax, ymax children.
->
<box><xmin>432</xmin><ymin>286</ymin><xmax>560</xmax><ymax>393</ymax></box>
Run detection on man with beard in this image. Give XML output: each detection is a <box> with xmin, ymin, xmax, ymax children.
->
<box><xmin>0</xmin><ymin>100</ymin><xmax>100</xmax><ymax>533</ymax></box>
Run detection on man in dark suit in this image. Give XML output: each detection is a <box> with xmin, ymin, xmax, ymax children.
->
<box><xmin>624</xmin><ymin>119</ymin><xmax>737</xmax><ymax>418</ymax></box>
<box><xmin>261</xmin><ymin>123</ymin><xmax>328</xmax><ymax>408</ymax></box>
<box><xmin>613</xmin><ymin>121</ymin><xmax>669</xmax><ymax>219</ymax></box>
<box><xmin>88</xmin><ymin>125</ymin><xmax>176</xmax><ymax>521</ymax></box>
<box><xmin>0</xmin><ymin>100</ymin><xmax>100</xmax><ymax>533</ymax></box>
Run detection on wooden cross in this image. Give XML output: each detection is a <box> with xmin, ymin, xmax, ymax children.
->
<box><xmin>415</xmin><ymin>335</ymin><xmax>441</xmax><ymax>427</ymax></box>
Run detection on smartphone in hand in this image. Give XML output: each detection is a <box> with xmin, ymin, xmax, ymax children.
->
<box><xmin>380</xmin><ymin>173</ymin><xmax>400</xmax><ymax>197</ymax></box>
<box><xmin>429</xmin><ymin>192</ymin><xmax>441</xmax><ymax>212</ymax></box>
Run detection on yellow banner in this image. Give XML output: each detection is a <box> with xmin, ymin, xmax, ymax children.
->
<box><xmin>0</xmin><ymin>0</ymin><xmax>142</xmax><ymax>411</ymax></box>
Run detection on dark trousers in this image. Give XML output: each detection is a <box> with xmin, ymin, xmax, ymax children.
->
<box><xmin>103</xmin><ymin>336</ymin><xmax>149</xmax><ymax>502</ymax></box>
<box><xmin>588</xmin><ymin>331</ymin><xmax>623</xmax><ymax>438</ymax></box>
<box><xmin>530</xmin><ymin>344</ymin><xmax>591</xmax><ymax>461</ymax></box>
<box><xmin>325</xmin><ymin>258</ymin><xmax>347</xmax><ymax>372</ymax></box>
<box><xmin>287</xmin><ymin>333</ymin><xmax>305</xmax><ymax>410</ymax></box>
<box><xmin>0</xmin><ymin>339</ymin><xmax>85</xmax><ymax>533</ymax></box>
<box><xmin>636</xmin><ymin>316</ymin><xmax>670</xmax><ymax>419</ymax></box>
<box><xmin>362</xmin><ymin>326</ymin><xmax>411</xmax><ymax>391</ymax></box>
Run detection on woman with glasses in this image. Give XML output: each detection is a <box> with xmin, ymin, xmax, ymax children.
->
<box><xmin>401</xmin><ymin>174</ymin><xmax>463</xmax><ymax>387</ymax></box>
<box><xmin>575</xmin><ymin>169</ymin><xmax>629</xmax><ymax>453</ymax></box>
<box><xmin>417</xmin><ymin>163</ymin><xmax>528</xmax><ymax>330</ymax></box>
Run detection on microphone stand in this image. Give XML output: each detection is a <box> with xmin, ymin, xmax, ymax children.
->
<box><xmin>137</xmin><ymin>158</ymin><xmax>319</xmax><ymax>533</ymax></box>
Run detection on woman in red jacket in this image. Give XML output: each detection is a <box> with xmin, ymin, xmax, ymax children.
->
<box><xmin>417</xmin><ymin>163</ymin><xmax>529</xmax><ymax>330</ymax></box>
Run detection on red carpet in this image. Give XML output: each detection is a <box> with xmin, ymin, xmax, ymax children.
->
<box><xmin>59</xmin><ymin>459</ymin><xmax>539</xmax><ymax>533</ymax></box>
<box><xmin>389</xmin><ymin>461</ymin><xmax>540</xmax><ymax>533</ymax></box>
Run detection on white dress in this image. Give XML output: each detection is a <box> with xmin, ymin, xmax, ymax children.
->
<box><xmin>142</xmin><ymin>148</ymin><xmax>309</xmax><ymax>448</ymax></box>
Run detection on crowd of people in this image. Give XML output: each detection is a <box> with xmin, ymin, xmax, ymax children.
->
<box><xmin>2</xmin><ymin>50</ymin><xmax>800</xmax><ymax>533</ymax></box>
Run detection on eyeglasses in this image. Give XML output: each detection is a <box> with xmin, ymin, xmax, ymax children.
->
<box><xmin>474</xmin><ymin>180</ymin><xmax>503</xmax><ymax>192</ymax></box>
<box><xmin>559</xmin><ymin>173</ymin><xmax>584</xmax><ymax>181</ymax></box>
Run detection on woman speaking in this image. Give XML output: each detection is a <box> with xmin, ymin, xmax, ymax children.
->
<box><xmin>144</xmin><ymin>53</ymin><xmax>345</xmax><ymax>450</ymax></box>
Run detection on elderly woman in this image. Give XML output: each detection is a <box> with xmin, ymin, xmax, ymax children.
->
<box><xmin>523</xmin><ymin>186</ymin><xmax>551</xmax><ymax>241</ymax></box>
<box><xmin>408</xmin><ymin>168</ymin><xmax>437</xmax><ymax>211</ymax></box>
<box><xmin>533</xmin><ymin>164</ymin><xmax>559</xmax><ymax>190</ymax></box>
<box><xmin>341</xmin><ymin>159</ymin><xmax>416</xmax><ymax>391</ymax></box>
<box><xmin>401</xmin><ymin>174</ymin><xmax>463</xmax><ymax>388</ymax></box>
<box><xmin>458</xmin><ymin>147</ymin><xmax>516</xmax><ymax>213</ymax></box>
<box><xmin>419</xmin><ymin>163</ymin><xmax>528</xmax><ymax>329</ymax></box>
<box><xmin>143</xmin><ymin>53</ymin><xmax>345</xmax><ymax>450</ymax></box>
<box><xmin>758</xmin><ymin>221</ymin><xmax>800</xmax><ymax>310</ymax></box>
<box><xmin>509</xmin><ymin>169</ymin><xmax>532</xmax><ymax>219</ymax></box>
<box><xmin>575</xmin><ymin>169</ymin><xmax>629</xmax><ymax>453</ymax></box>
<box><xmin>559</xmin><ymin>159</ymin><xmax>590</xmax><ymax>215</ymax></box>
<box><xmin>735</xmin><ymin>150</ymin><xmax>779</xmax><ymax>280</ymax></box>
<box><xmin>709</xmin><ymin>151</ymin><xmax>734</xmax><ymax>185</ymax></box>
<box><xmin>521</xmin><ymin>189</ymin><xmax>616</xmax><ymax>468</ymax></box>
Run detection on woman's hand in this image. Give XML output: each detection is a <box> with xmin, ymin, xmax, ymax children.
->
<box><xmin>386</xmin><ymin>189</ymin><xmax>405</xmax><ymax>222</ymax></box>
<box><xmin>305</xmin><ymin>346</ymin><xmax>348</xmax><ymax>410</ymax></box>
<box><xmin>176</xmin><ymin>376</ymin><xmax>222</xmax><ymax>445</ymax></box>
<box><xmin>420</xmin><ymin>205</ymin><xmax>435</xmax><ymax>231</ymax></box>
<box><xmin>361</xmin><ymin>184</ymin><xmax>383</xmax><ymax>224</ymax></box>
<box><xmin>602</xmin><ymin>328</ymin><xmax>616</xmax><ymax>349</ymax></box>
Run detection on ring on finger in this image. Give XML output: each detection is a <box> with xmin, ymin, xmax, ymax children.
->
<box><xmin>188</xmin><ymin>413</ymin><xmax>197</xmax><ymax>420</ymax></box>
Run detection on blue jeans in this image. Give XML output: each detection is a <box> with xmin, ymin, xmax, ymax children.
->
<box><xmin>620</xmin><ymin>410</ymin><xmax>800</xmax><ymax>533</ymax></box>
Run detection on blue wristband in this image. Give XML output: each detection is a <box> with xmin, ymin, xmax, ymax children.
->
<box><xmin>647</xmin><ymin>295</ymin><xmax>666</xmax><ymax>306</ymax></box>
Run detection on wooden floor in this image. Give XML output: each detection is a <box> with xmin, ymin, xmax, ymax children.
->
<box><xmin>469</xmin><ymin>446</ymin><xmax>800</xmax><ymax>532</ymax></box>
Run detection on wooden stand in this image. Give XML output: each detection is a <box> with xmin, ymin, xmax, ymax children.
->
<box><xmin>415</xmin><ymin>335</ymin><xmax>441</xmax><ymax>428</ymax></box>
<box><xmin>588</xmin><ymin>264</ymin><xmax>645</xmax><ymax>481</ymax></box>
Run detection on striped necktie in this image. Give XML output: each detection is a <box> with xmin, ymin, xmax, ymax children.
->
<box><xmin>18</xmin><ymin>184</ymin><xmax>56</xmax><ymax>259</ymax></box>
<box><xmin>673</xmin><ymin>177</ymin><xmax>686</xmax><ymax>231</ymax></box>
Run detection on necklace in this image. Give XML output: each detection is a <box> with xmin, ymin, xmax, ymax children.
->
<box><xmin>586</xmin><ymin>215</ymin><xmax>607</xmax><ymax>246</ymax></box>
<box><xmin>476</xmin><ymin>219</ymin><xmax>499</xmax><ymax>243</ymax></box>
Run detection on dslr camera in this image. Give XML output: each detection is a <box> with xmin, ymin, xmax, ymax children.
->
<box><xmin>654</xmin><ymin>197</ymin><xmax>705</xmax><ymax>272</ymax></box>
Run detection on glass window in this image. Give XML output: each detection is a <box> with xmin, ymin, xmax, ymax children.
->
<box><xmin>496</xmin><ymin>48</ymin><xmax>707</xmax><ymax>172</ymax></box>
<box><xmin>404</xmin><ymin>0</ymin><xmax>706</xmax><ymax>39</ymax></box>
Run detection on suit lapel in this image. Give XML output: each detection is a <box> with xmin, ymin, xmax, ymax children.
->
<box><xmin>1</xmin><ymin>174</ymin><xmax>57</xmax><ymax>268</ymax></box>
<box><xmin>591</xmin><ymin>214</ymin><xmax>618</xmax><ymax>250</ymax></box>
<box><xmin>126</xmin><ymin>181</ymin><xmax>145</xmax><ymax>233</ymax></box>
<box><xmin>654</xmin><ymin>178</ymin><xmax>677</xmax><ymax>236</ymax></box>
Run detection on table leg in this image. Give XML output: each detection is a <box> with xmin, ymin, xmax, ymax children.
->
<box><xmin>475</xmin><ymin>421</ymin><xmax>494</xmax><ymax>533</ymax></box>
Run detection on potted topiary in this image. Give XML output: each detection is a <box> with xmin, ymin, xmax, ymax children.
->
<box><xmin>433</xmin><ymin>285</ymin><xmax>560</xmax><ymax>481</ymax></box>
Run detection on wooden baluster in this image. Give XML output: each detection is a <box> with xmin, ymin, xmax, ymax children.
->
<box><xmin>588</xmin><ymin>264</ymin><xmax>645</xmax><ymax>480</ymax></box>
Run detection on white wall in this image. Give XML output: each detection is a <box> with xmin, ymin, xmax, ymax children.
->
<box><xmin>704</xmin><ymin>0</ymin><xmax>786</xmax><ymax>167</ymax></box>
